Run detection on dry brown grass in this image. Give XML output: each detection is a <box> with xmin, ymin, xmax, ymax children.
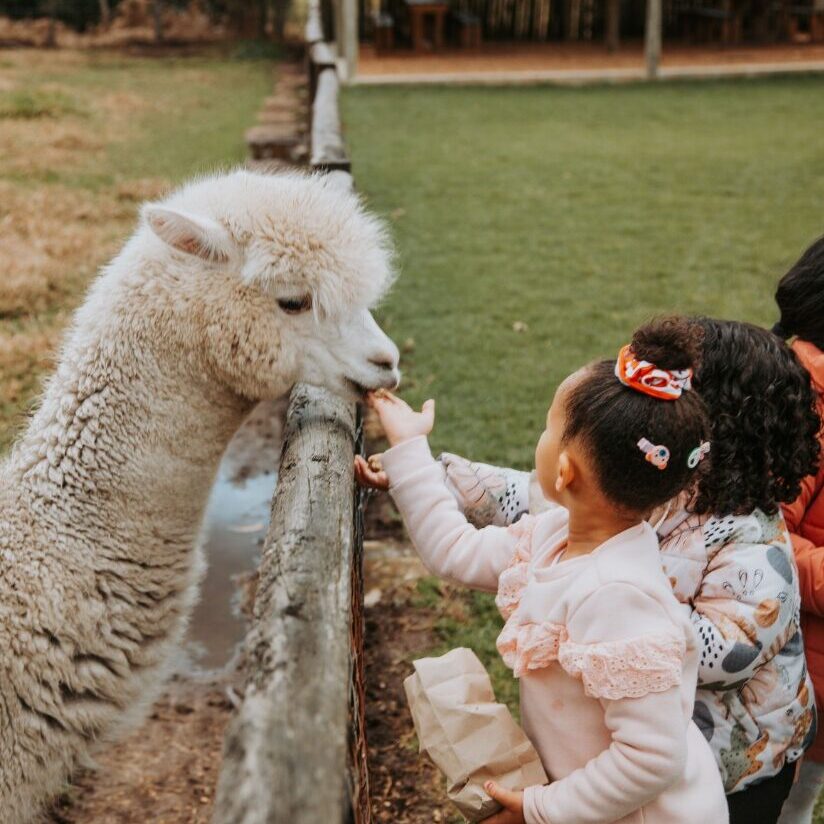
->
<box><xmin>0</xmin><ymin>183</ymin><xmax>136</xmax><ymax>446</ymax></box>
<box><xmin>0</xmin><ymin>176</ymin><xmax>137</xmax><ymax>447</ymax></box>
<box><xmin>0</xmin><ymin>47</ymin><xmax>270</xmax><ymax>450</ymax></box>
<box><xmin>0</xmin><ymin>182</ymin><xmax>130</xmax><ymax>316</ymax></box>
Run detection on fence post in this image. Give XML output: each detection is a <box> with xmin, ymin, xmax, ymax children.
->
<box><xmin>339</xmin><ymin>0</ymin><xmax>359</xmax><ymax>82</ymax></box>
<box><xmin>645</xmin><ymin>0</ymin><xmax>662</xmax><ymax>78</ymax></box>
<box><xmin>212</xmin><ymin>387</ymin><xmax>358</xmax><ymax>824</ymax></box>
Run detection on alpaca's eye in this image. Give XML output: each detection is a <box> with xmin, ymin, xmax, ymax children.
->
<box><xmin>277</xmin><ymin>295</ymin><xmax>312</xmax><ymax>315</ymax></box>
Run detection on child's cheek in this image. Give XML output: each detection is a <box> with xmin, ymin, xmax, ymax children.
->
<box><xmin>534</xmin><ymin>432</ymin><xmax>557</xmax><ymax>501</ymax></box>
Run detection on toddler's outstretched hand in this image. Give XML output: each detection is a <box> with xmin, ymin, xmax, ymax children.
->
<box><xmin>367</xmin><ymin>391</ymin><xmax>435</xmax><ymax>447</ymax></box>
<box><xmin>354</xmin><ymin>454</ymin><xmax>389</xmax><ymax>491</ymax></box>
<box><xmin>483</xmin><ymin>783</ymin><xmax>525</xmax><ymax>824</ymax></box>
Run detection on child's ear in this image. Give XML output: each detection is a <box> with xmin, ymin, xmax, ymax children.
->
<box><xmin>555</xmin><ymin>451</ymin><xmax>575</xmax><ymax>493</ymax></box>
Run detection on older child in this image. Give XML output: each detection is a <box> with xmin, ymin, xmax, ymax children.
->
<box><xmin>773</xmin><ymin>235</ymin><xmax>824</xmax><ymax>824</ymax></box>
<box><xmin>361</xmin><ymin>317</ymin><xmax>727</xmax><ymax>824</ymax></box>
<box><xmin>359</xmin><ymin>317</ymin><xmax>819</xmax><ymax>824</ymax></box>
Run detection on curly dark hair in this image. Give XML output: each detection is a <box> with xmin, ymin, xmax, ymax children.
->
<box><xmin>563</xmin><ymin>316</ymin><xmax>710</xmax><ymax>515</ymax></box>
<box><xmin>690</xmin><ymin>317</ymin><xmax>820</xmax><ymax>517</ymax></box>
<box><xmin>774</xmin><ymin>234</ymin><xmax>824</xmax><ymax>348</ymax></box>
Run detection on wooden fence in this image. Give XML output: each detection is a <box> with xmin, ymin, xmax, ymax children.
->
<box><xmin>212</xmin><ymin>12</ymin><xmax>370</xmax><ymax>823</ymax></box>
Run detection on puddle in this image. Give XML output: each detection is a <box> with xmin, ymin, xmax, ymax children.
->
<box><xmin>186</xmin><ymin>400</ymin><xmax>286</xmax><ymax>671</ymax></box>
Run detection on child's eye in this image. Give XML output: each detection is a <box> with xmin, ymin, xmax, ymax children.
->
<box><xmin>277</xmin><ymin>295</ymin><xmax>312</xmax><ymax>315</ymax></box>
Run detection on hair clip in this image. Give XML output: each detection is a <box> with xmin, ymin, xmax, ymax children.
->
<box><xmin>687</xmin><ymin>441</ymin><xmax>711</xmax><ymax>469</ymax></box>
<box><xmin>637</xmin><ymin>438</ymin><xmax>670</xmax><ymax>470</ymax></box>
<box><xmin>616</xmin><ymin>345</ymin><xmax>693</xmax><ymax>401</ymax></box>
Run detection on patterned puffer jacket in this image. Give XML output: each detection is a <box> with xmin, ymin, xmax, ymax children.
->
<box><xmin>439</xmin><ymin>455</ymin><xmax>817</xmax><ymax>793</ymax></box>
<box><xmin>656</xmin><ymin>507</ymin><xmax>816</xmax><ymax>792</ymax></box>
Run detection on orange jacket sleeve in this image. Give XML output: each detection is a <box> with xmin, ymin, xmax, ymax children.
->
<box><xmin>784</xmin><ymin>472</ymin><xmax>824</xmax><ymax>618</ymax></box>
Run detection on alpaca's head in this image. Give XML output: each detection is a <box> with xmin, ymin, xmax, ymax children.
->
<box><xmin>140</xmin><ymin>170</ymin><xmax>399</xmax><ymax>402</ymax></box>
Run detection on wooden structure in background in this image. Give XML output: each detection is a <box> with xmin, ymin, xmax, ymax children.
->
<box><xmin>406</xmin><ymin>0</ymin><xmax>450</xmax><ymax>50</ymax></box>
<box><xmin>345</xmin><ymin>0</ymin><xmax>668</xmax><ymax>79</ymax></box>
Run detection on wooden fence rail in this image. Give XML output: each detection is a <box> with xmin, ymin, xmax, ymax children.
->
<box><xmin>213</xmin><ymin>387</ymin><xmax>358</xmax><ymax>824</ymax></box>
<box><xmin>311</xmin><ymin>69</ymin><xmax>351</xmax><ymax>172</ymax></box>
<box><xmin>213</xmin><ymin>9</ymin><xmax>370</xmax><ymax>823</ymax></box>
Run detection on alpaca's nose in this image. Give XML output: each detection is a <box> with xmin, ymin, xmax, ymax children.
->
<box><xmin>369</xmin><ymin>354</ymin><xmax>397</xmax><ymax>371</ymax></box>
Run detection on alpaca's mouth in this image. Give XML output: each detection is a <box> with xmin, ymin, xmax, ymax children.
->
<box><xmin>344</xmin><ymin>377</ymin><xmax>370</xmax><ymax>398</ymax></box>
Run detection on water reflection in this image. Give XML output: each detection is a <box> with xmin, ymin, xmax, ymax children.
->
<box><xmin>186</xmin><ymin>400</ymin><xmax>286</xmax><ymax>671</ymax></box>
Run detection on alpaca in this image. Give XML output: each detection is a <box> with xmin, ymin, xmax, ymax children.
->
<box><xmin>0</xmin><ymin>169</ymin><xmax>399</xmax><ymax>823</ymax></box>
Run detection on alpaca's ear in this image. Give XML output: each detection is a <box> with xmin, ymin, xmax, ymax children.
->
<box><xmin>143</xmin><ymin>205</ymin><xmax>235</xmax><ymax>264</ymax></box>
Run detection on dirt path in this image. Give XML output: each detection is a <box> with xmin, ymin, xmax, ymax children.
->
<box><xmin>358</xmin><ymin>40</ymin><xmax>824</xmax><ymax>76</ymax></box>
<box><xmin>48</xmin><ymin>673</ymin><xmax>238</xmax><ymax>824</ymax></box>
<box><xmin>363</xmin><ymin>536</ymin><xmax>456</xmax><ymax>824</ymax></box>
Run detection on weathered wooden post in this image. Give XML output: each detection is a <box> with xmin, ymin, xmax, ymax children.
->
<box><xmin>311</xmin><ymin>68</ymin><xmax>352</xmax><ymax>173</ymax></box>
<box><xmin>212</xmin><ymin>387</ymin><xmax>359</xmax><ymax>824</ymax></box>
<box><xmin>645</xmin><ymin>0</ymin><xmax>662</xmax><ymax>78</ymax></box>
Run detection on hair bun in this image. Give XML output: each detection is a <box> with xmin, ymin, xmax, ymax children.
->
<box><xmin>771</xmin><ymin>321</ymin><xmax>790</xmax><ymax>339</ymax></box>
<box><xmin>630</xmin><ymin>315</ymin><xmax>703</xmax><ymax>372</ymax></box>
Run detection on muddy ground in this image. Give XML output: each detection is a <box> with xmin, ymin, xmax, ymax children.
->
<box><xmin>48</xmin><ymin>675</ymin><xmax>238</xmax><ymax>824</ymax></box>
<box><xmin>361</xmin><ymin>487</ymin><xmax>456</xmax><ymax>824</ymax></box>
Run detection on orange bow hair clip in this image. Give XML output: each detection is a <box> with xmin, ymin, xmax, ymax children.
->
<box><xmin>615</xmin><ymin>344</ymin><xmax>693</xmax><ymax>401</ymax></box>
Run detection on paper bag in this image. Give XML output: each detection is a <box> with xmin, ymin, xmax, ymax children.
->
<box><xmin>404</xmin><ymin>647</ymin><xmax>548</xmax><ymax>822</ymax></box>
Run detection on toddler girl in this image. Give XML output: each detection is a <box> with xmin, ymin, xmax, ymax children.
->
<box><xmin>360</xmin><ymin>317</ymin><xmax>728</xmax><ymax>824</ymax></box>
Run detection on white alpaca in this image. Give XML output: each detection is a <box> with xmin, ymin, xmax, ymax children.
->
<box><xmin>0</xmin><ymin>170</ymin><xmax>399</xmax><ymax>823</ymax></box>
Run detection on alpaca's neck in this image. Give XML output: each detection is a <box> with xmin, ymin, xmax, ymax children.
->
<box><xmin>12</xmin><ymin>320</ymin><xmax>253</xmax><ymax>559</ymax></box>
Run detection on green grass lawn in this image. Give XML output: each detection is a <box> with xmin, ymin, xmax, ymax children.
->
<box><xmin>344</xmin><ymin>78</ymin><xmax>824</xmax><ymax>818</ymax></box>
<box><xmin>344</xmin><ymin>77</ymin><xmax>824</xmax><ymax>469</ymax></box>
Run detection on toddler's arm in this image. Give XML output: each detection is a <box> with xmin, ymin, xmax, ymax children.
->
<box><xmin>524</xmin><ymin>584</ymin><xmax>692</xmax><ymax>824</ymax></box>
<box><xmin>439</xmin><ymin>453</ymin><xmax>535</xmax><ymax>527</ymax></box>
<box><xmin>383</xmin><ymin>437</ymin><xmax>529</xmax><ymax>591</ymax></box>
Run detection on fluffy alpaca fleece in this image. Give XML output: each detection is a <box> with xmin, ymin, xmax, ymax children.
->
<box><xmin>0</xmin><ymin>170</ymin><xmax>399</xmax><ymax>823</ymax></box>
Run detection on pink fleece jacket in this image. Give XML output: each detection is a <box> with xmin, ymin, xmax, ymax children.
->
<box><xmin>383</xmin><ymin>436</ymin><xmax>728</xmax><ymax>824</ymax></box>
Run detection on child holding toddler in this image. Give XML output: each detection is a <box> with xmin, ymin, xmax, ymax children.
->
<box><xmin>358</xmin><ymin>317</ymin><xmax>728</xmax><ymax>824</ymax></box>
<box><xmin>363</xmin><ymin>316</ymin><xmax>818</xmax><ymax>824</ymax></box>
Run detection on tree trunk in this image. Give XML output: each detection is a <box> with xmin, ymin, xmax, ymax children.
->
<box><xmin>258</xmin><ymin>0</ymin><xmax>269</xmax><ymax>38</ymax></box>
<box><xmin>153</xmin><ymin>0</ymin><xmax>164</xmax><ymax>43</ymax></box>
<box><xmin>98</xmin><ymin>0</ymin><xmax>110</xmax><ymax>27</ymax></box>
<box><xmin>44</xmin><ymin>0</ymin><xmax>58</xmax><ymax>47</ymax></box>
<box><xmin>272</xmin><ymin>0</ymin><xmax>290</xmax><ymax>42</ymax></box>
<box><xmin>605</xmin><ymin>0</ymin><xmax>620</xmax><ymax>51</ymax></box>
<box><xmin>567</xmin><ymin>0</ymin><xmax>581</xmax><ymax>39</ymax></box>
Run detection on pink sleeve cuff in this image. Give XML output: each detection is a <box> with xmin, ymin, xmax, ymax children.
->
<box><xmin>381</xmin><ymin>435</ymin><xmax>436</xmax><ymax>487</ymax></box>
<box><xmin>523</xmin><ymin>783</ymin><xmax>554</xmax><ymax>824</ymax></box>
